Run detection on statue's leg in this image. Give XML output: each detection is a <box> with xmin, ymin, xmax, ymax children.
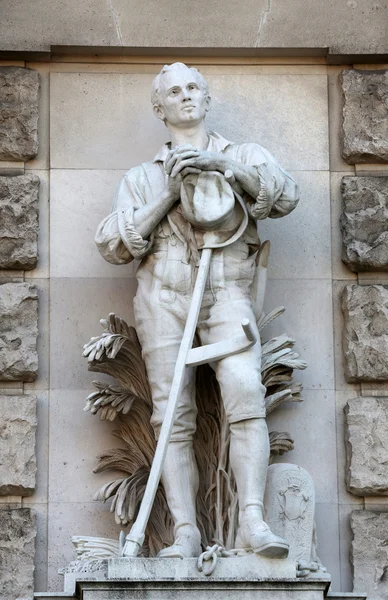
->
<box><xmin>198</xmin><ymin>294</ymin><xmax>289</xmax><ymax>557</ymax></box>
<box><xmin>229</xmin><ymin>419</ymin><xmax>288</xmax><ymax>557</ymax></box>
<box><xmin>229</xmin><ymin>417</ymin><xmax>269</xmax><ymax>522</ymax></box>
<box><xmin>158</xmin><ymin>439</ymin><xmax>201</xmax><ymax>558</ymax></box>
<box><xmin>134</xmin><ymin>283</ymin><xmax>201</xmax><ymax>558</ymax></box>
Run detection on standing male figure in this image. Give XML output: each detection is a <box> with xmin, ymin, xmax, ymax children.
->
<box><xmin>96</xmin><ymin>63</ymin><xmax>299</xmax><ymax>559</ymax></box>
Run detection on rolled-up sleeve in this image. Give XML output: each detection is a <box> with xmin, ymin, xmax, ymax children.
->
<box><xmin>95</xmin><ymin>171</ymin><xmax>153</xmax><ymax>265</ymax></box>
<box><xmin>241</xmin><ymin>144</ymin><xmax>299</xmax><ymax>221</ymax></box>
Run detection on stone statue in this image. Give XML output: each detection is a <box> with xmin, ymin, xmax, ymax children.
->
<box><xmin>95</xmin><ymin>62</ymin><xmax>299</xmax><ymax>560</ymax></box>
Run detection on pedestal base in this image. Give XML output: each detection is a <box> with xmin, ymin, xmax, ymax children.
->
<box><xmin>34</xmin><ymin>590</ymin><xmax>367</xmax><ymax>600</ymax></box>
<box><xmin>56</xmin><ymin>556</ymin><xmax>336</xmax><ymax>599</ymax></box>
<box><xmin>78</xmin><ymin>579</ymin><xmax>332</xmax><ymax>600</ymax></box>
<box><xmin>34</xmin><ymin>556</ymin><xmax>368</xmax><ymax>600</ymax></box>
<box><xmin>108</xmin><ymin>555</ymin><xmax>297</xmax><ymax>580</ymax></box>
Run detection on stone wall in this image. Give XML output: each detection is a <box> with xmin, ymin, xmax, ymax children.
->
<box><xmin>339</xmin><ymin>68</ymin><xmax>388</xmax><ymax>600</ymax></box>
<box><xmin>0</xmin><ymin>67</ymin><xmax>39</xmax><ymax>600</ymax></box>
<box><xmin>1</xmin><ymin>0</ymin><xmax>388</xmax><ymax>60</ymax></box>
<box><xmin>0</xmin><ymin>55</ymin><xmax>388</xmax><ymax>599</ymax></box>
<box><xmin>46</xmin><ymin>62</ymin><xmax>338</xmax><ymax>590</ymax></box>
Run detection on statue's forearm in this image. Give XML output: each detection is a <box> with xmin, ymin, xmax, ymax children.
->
<box><xmin>211</xmin><ymin>156</ymin><xmax>261</xmax><ymax>199</ymax></box>
<box><xmin>132</xmin><ymin>190</ymin><xmax>176</xmax><ymax>239</ymax></box>
<box><xmin>229</xmin><ymin>162</ymin><xmax>262</xmax><ymax>199</ymax></box>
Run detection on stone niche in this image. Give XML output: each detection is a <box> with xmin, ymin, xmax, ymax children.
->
<box><xmin>0</xmin><ymin>395</ymin><xmax>37</xmax><ymax>496</ymax></box>
<box><xmin>0</xmin><ymin>67</ymin><xmax>39</xmax><ymax>161</ymax></box>
<box><xmin>0</xmin><ymin>282</ymin><xmax>38</xmax><ymax>382</ymax></box>
<box><xmin>342</xmin><ymin>284</ymin><xmax>388</xmax><ymax>382</ymax></box>
<box><xmin>351</xmin><ymin>511</ymin><xmax>388</xmax><ymax>600</ymax></box>
<box><xmin>341</xmin><ymin>176</ymin><xmax>388</xmax><ymax>272</ymax></box>
<box><xmin>0</xmin><ymin>174</ymin><xmax>40</xmax><ymax>270</ymax></box>
<box><xmin>345</xmin><ymin>397</ymin><xmax>388</xmax><ymax>496</ymax></box>
<box><xmin>341</xmin><ymin>69</ymin><xmax>388</xmax><ymax>164</ymax></box>
<box><xmin>0</xmin><ymin>508</ymin><xmax>36</xmax><ymax>600</ymax></box>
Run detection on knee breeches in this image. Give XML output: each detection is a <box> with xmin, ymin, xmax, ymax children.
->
<box><xmin>134</xmin><ymin>272</ymin><xmax>266</xmax><ymax>441</ymax></box>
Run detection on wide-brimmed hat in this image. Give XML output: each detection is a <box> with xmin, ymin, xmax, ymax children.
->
<box><xmin>180</xmin><ymin>170</ymin><xmax>236</xmax><ymax>229</ymax></box>
<box><xmin>180</xmin><ymin>171</ymin><xmax>248</xmax><ymax>248</ymax></box>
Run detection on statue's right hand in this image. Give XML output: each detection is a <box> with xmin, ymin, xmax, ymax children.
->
<box><xmin>165</xmin><ymin>145</ymin><xmax>201</xmax><ymax>201</ymax></box>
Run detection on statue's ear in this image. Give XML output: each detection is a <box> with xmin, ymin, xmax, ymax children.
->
<box><xmin>205</xmin><ymin>95</ymin><xmax>212</xmax><ymax>113</ymax></box>
<box><xmin>153</xmin><ymin>104</ymin><xmax>165</xmax><ymax>121</ymax></box>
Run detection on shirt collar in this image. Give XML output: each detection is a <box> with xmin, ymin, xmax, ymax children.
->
<box><xmin>152</xmin><ymin>131</ymin><xmax>232</xmax><ymax>163</ymax></box>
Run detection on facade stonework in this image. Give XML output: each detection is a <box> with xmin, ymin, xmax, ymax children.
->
<box><xmin>342</xmin><ymin>284</ymin><xmax>388</xmax><ymax>382</ymax></box>
<box><xmin>0</xmin><ymin>28</ymin><xmax>387</xmax><ymax>595</ymax></box>
<box><xmin>0</xmin><ymin>283</ymin><xmax>38</xmax><ymax>382</ymax></box>
<box><xmin>0</xmin><ymin>174</ymin><xmax>40</xmax><ymax>270</ymax></box>
<box><xmin>351</xmin><ymin>511</ymin><xmax>388</xmax><ymax>600</ymax></box>
<box><xmin>0</xmin><ymin>67</ymin><xmax>39</xmax><ymax>161</ymax></box>
<box><xmin>341</xmin><ymin>176</ymin><xmax>388</xmax><ymax>272</ymax></box>
<box><xmin>345</xmin><ymin>397</ymin><xmax>388</xmax><ymax>496</ymax></box>
<box><xmin>0</xmin><ymin>65</ymin><xmax>40</xmax><ymax>600</ymax></box>
<box><xmin>0</xmin><ymin>395</ymin><xmax>37</xmax><ymax>496</ymax></box>
<box><xmin>0</xmin><ymin>508</ymin><xmax>36</xmax><ymax>600</ymax></box>
<box><xmin>341</xmin><ymin>69</ymin><xmax>388</xmax><ymax>164</ymax></box>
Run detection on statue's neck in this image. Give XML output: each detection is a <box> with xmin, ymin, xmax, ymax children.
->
<box><xmin>168</xmin><ymin>122</ymin><xmax>209</xmax><ymax>150</ymax></box>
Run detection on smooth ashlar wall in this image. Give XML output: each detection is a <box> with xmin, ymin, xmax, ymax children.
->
<box><xmin>1</xmin><ymin>59</ymin><xmax>364</xmax><ymax>593</ymax></box>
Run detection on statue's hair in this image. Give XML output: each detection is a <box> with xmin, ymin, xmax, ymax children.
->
<box><xmin>151</xmin><ymin>62</ymin><xmax>210</xmax><ymax>109</ymax></box>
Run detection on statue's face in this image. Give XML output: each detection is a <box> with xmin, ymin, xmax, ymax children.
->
<box><xmin>154</xmin><ymin>66</ymin><xmax>210</xmax><ymax>128</ymax></box>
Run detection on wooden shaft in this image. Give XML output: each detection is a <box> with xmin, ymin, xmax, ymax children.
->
<box><xmin>123</xmin><ymin>248</ymin><xmax>213</xmax><ymax>557</ymax></box>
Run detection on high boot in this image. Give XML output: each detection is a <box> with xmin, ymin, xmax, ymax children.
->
<box><xmin>230</xmin><ymin>418</ymin><xmax>289</xmax><ymax>558</ymax></box>
<box><xmin>157</xmin><ymin>440</ymin><xmax>202</xmax><ymax>558</ymax></box>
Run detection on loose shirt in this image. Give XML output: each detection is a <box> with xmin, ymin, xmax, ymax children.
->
<box><xmin>96</xmin><ymin>132</ymin><xmax>299</xmax><ymax>273</ymax></box>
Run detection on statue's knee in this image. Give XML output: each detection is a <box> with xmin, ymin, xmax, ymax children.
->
<box><xmin>224</xmin><ymin>367</ymin><xmax>263</xmax><ymax>400</ymax></box>
<box><xmin>151</xmin><ymin>401</ymin><xmax>197</xmax><ymax>442</ymax></box>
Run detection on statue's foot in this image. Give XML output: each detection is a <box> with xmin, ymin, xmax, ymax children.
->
<box><xmin>157</xmin><ymin>525</ymin><xmax>202</xmax><ymax>559</ymax></box>
<box><xmin>235</xmin><ymin>517</ymin><xmax>289</xmax><ymax>558</ymax></box>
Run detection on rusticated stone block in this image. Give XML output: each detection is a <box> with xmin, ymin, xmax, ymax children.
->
<box><xmin>341</xmin><ymin>69</ymin><xmax>388</xmax><ymax>164</ymax></box>
<box><xmin>342</xmin><ymin>284</ymin><xmax>388</xmax><ymax>382</ymax></box>
<box><xmin>0</xmin><ymin>283</ymin><xmax>38</xmax><ymax>382</ymax></box>
<box><xmin>0</xmin><ymin>395</ymin><xmax>36</xmax><ymax>496</ymax></box>
<box><xmin>341</xmin><ymin>177</ymin><xmax>388</xmax><ymax>272</ymax></box>
<box><xmin>0</xmin><ymin>508</ymin><xmax>36</xmax><ymax>600</ymax></box>
<box><xmin>345</xmin><ymin>397</ymin><xmax>388</xmax><ymax>496</ymax></box>
<box><xmin>0</xmin><ymin>67</ymin><xmax>39</xmax><ymax>161</ymax></box>
<box><xmin>0</xmin><ymin>174</ymin><xmax>39</xmax><ymax>270</ymax></box>
<box><xmin>352</xmin><ymin>511</ymin><xmax>388</xmax><ymax>600</ymax></box>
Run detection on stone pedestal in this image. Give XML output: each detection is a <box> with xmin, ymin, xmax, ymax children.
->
<box><xmin>108</xmin><ymin>556</ymin><xmax>297</xmax><ymax>580</ymax></box>
<box><xmin>77</xmin><ymin>579</ymin><xmax>331</xmax><ymax>600</ymax></box>
<box><xmin>34</xmin><ymin>590</ymin><xmax>366</xmax><ymax>600</ymax></box>
<box><xmin>56</xmin><ymin>557</ymin><xmax>336</xmax><ymax>600</ymax></box>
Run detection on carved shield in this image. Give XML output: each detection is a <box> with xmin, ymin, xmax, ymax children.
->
<box><xmin>264</xmin><ymin>464</ymin><xmax>315</xmax><ymax>563</ymax></box>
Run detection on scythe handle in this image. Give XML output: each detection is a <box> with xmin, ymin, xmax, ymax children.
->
<box><xmin>122</xmin><ymin>247</ymin><xmax>213</xmax><ymax>557</ymax></box>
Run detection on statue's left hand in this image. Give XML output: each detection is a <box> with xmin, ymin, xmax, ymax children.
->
<box><xmin>168</xmin><ymin>149</ymin><xmax>231</xmax><ymax>178</ymax></box>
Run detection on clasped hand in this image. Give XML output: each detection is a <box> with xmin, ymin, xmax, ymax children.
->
<box><xmin>165</xmin><ymin>145</ymin><xmax>230</xmax><ymax>201</ymax></box>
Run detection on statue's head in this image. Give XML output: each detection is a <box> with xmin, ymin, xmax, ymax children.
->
<box><xmin>151</xmin><ymin>62</ymin><xmax>211</xmax><ymax>128</ymax></box>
